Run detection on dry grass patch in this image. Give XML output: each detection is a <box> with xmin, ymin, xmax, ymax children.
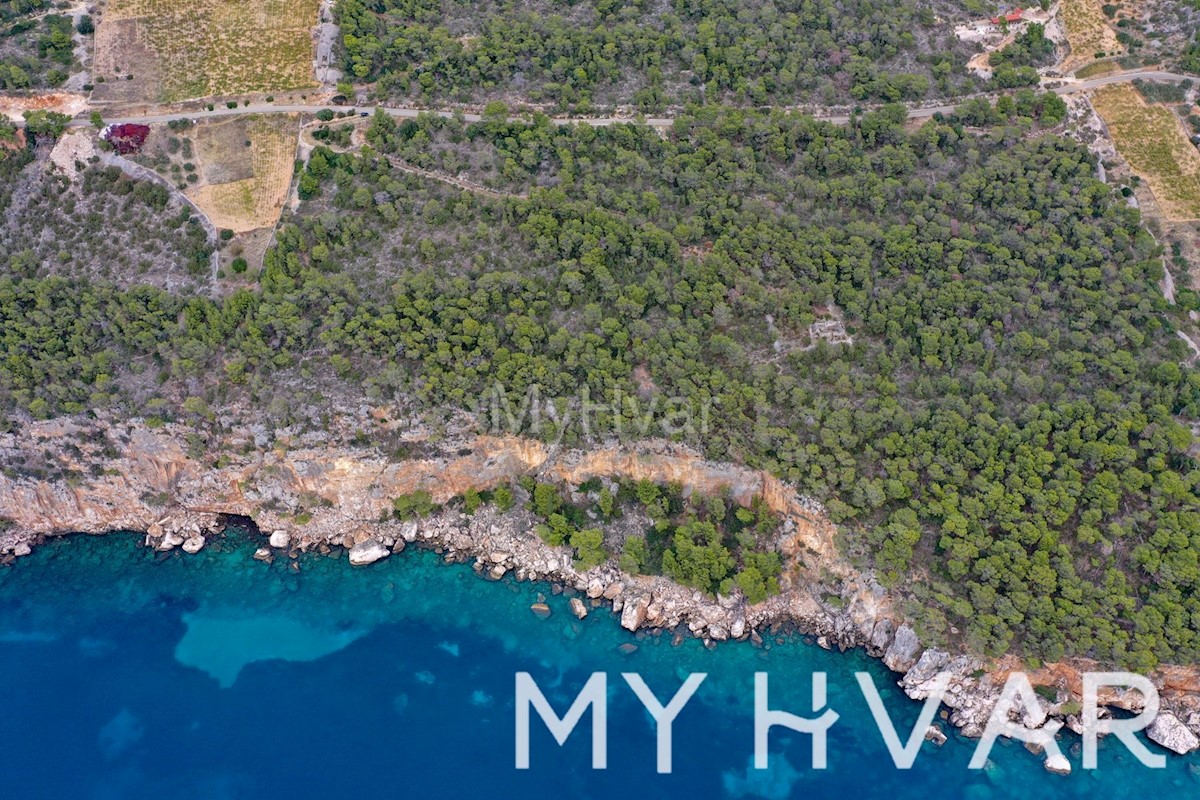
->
<box><xmin>94</xmin><ymin>0</ymin><xmax>320</xmax><ymax>103</ymax></box>
<box><xmin>186</xmin><ymin>114</ymin><xmax>299</xmax><ymax>233</ymax></box>
<box><xmin>1074</xmin><ymin>59</ymin><xmax>1119</xmax><ymax>78</ymax></box>
<box><xmin>1060</xmin><ymin>0</ymin><xmax>1124</xmax><ymax>72</ymax></box>
<box><xmin>1093</xmin><ymin>84</ymin><xmax>1200</xmax><ymax>222</ymax></box>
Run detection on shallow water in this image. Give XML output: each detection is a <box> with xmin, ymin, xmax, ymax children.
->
<box><xmin>0</xmin><ymin>532</ymin><xmax>1195</xmax><ymax>799</ymax></box>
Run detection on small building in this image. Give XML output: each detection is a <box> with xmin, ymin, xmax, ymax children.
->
<box><xmin>990</xmin><ymin>8</ymin><xmax>1023</xmax><ymax>24</ymax></box>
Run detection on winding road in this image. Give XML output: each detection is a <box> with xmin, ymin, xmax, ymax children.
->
<box><xmin>73</xmin><ymin>70</ymin><xmax>1198</xmax><ymax>131</ymax></box>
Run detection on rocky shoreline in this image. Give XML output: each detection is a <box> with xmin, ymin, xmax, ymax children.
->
<box><xmin>3</xmin><ymin>413</ymin><xmax>1200</xmax><ymax>769</ymax></box>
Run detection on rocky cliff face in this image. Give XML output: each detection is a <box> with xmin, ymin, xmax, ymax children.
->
<box><xmin>3</xmin><ymin>412</ymin><xmax>1200</xmax><ymax>766</ymax></box>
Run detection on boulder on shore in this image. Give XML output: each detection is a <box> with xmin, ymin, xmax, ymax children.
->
<box><xmin>570</xmin><ymin>597</ymin><xmax>588</xmax><ymax>619</ymax></box>
<box><xmin>1147</xmin><ymin>711</ymin><xmax>1200</xmax><ymax>754</ymax></box>
<box><xmin>269</xmin><ymin>530</ymin><xmax>290</xmax><ymax>549</ymax></box>
<box><xmin>620</xmin><ymin>595</ymin><xmax>650</xmax><ymax>631</ymax></box>
<box><xmin>348</xmin><ymin>539</ymin><xmax>390</xmax><ymax>567</ymax></box>
<box><xmin>1044</xmin><ymin>753</ymin><xmax>1071</xmax><ymax>775</ymax></box>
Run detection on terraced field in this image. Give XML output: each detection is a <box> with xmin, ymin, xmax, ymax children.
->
<box><xmin>1060</xmin><ymin>0</ymin><xmax>1124</xmax><ymax>72</ymax></box>
<box><xmin>94</xmin><ymin>0</ymin><xmax>320</xmax><ymax>103</ymax></box>
<box><xmin>185</xmin><ymin>114</ymin><xmax>299</xmax><ymax>233</ymax></box>
<box><xmin>1092</xmin><ymin>84</ymin><xmax>1200</xmax><ymax>221</ymax></box>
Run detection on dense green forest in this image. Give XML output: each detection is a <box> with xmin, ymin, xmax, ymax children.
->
<box><xmin>336</xmin><ymin>0</ymin><xmax>985</xmax><ymax>110</ymax></box>
<box><xmin>3</xmin><ymin>94</ymin><xmax>1200</xmax><ymax>670</ymax></box>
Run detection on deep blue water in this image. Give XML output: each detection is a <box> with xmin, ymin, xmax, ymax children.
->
<box><xmin>0</xmin><ymin>532</ymin><xmax>1197</xmax><ymax>799</ymax></box>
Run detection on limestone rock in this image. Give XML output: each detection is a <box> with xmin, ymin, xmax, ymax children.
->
<box><xmin>1021</xmin><ymin>693</ymin><xmax>1048</xmax><ymax>730</ymax></box>
<box><xmin>1043</xmin><ymin>753</ymin><xmax>1071</xmax><ymax>775</ymax></box>
<box><xmin>269</xmin><ymin>530</ymin><xmax>290</xmax><ymax>549</ymax></box>
<box><xmin>348</xmin><ymin>539</ymin><xmax>390</xmax><ymax>567</ymax></box>
<box><xmin>570</xmin><ymin>597</ymin><xmax>588</xmax><ymax>619</ymax></box>
<box><xmin>870</xmin><ymin>619</ymin><xmax>895</xmax><ymax>653</ymax></box>
<box><xmin>925</xmin><ymin>724</ymin><xmax>947</xmax><ymax>746</ymax></box>
<box><xmin>530</xmin><ymin>602</ymin><xmax>551</xmax><ymax>619</ymax></box>
<box><xmin>252</xmin><ymin>546</ymin><xmax>272</xmax><ymax>563</ymax></box>
<box><xmin>156</xmin><ymin>531</ymin><xmax>184</xmax><ymax>552</ymax></box>
<box><xmin>884</xmin><ymin>624</ymin><xmax>921</xmax><ymax>672</ymax></box>
<box><xmin>900</xmin><ymin>650</ymin><xmax>951</xmax><ymax>699</ymax></box>
<box><xmin>182</xmin><ymin>535</ymin><xmax>205</xmax><ymax>554</ymax></box>
<box><xmin>1147</xmin><ymin>711</ymin><xmax>1200</xmax><ymax>754</ymax></box>
<box><xmin>620</xmin><ymin>595</ymin><xmax>650</xmax><ymax>631</ymax></box>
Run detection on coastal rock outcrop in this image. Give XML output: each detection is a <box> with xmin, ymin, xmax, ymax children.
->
<box><xmin>1147</xmin><ymin>711</ymin><xmax>1200</xmax><ymax>754</ymax></box>
<box><xmin>6</xmin><ymin>414</ymin><xmax>1200</xmax><ymax>756</ymax></box>
<box><xmin>883</xmin><ymin>624</ymin><xmax>922</xmax><ymax>672</ymax></box>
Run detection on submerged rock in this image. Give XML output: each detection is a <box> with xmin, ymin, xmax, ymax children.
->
<box><xmin>530</xmin><ymin>602</ymin><xmax>551</xmax><ymax>619</ymax></box>
<box><xmin>348</xmin><ymin>539</ymin><xmax>389</xmax><ymax>567</ymax></box>
<box><xmin>1147</xmin><ymin>711</ymin><xmax>1200</xmax><ymax>754</ymax></box>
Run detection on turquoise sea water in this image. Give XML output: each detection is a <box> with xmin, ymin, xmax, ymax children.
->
<box><xmin>0</xmin><ymin>532</ymin><xmax>1197</xmax><ymax>799</ymax></box>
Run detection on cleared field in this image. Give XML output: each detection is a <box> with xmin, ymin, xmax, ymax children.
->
<box><xmin>1073</xmin><ymin>59</ymin><xmax>1119</xmax><ymax>78</ymax></box>
<box><xmin>1060</xmin><ymin>0</ymin><xmax>1124</xmax><ymax>71</ymax></box>
<box><xmin>185</xmin><ymin>114</ymin><xmax>299</xmax><ymax>233</ymax></box>
<box><xmin>1093</xmin><ymin>84</ymin><xmax>1200</xmax><ymax>222</ymax></box>
<box><xmin>94</xmin><ymin>0</ymin><xmax>320</xmax><ymax>103</ymax></box>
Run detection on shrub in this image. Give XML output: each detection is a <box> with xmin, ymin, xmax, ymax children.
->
<box><xmin>393</xmin><ymin>490</ymin><xmax>436</xmax><ymax>519</ymax></box>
